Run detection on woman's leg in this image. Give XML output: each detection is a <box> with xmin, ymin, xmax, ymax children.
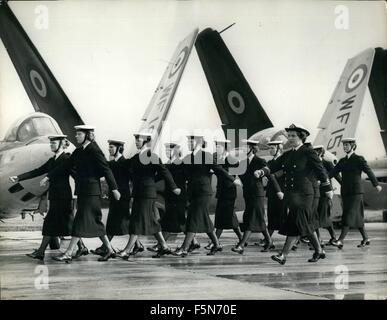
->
<box><xmin>36</xmin><ymin>236</ymin><xmax>51</xmax><ymax>254</ymax></box>
<box><xmin>281</xmin><ymin>236</ymin><xmax>298</xmax><ymax>257</ymax></box>
<box><xmin>99</xmin><ymin>235</ymin><xmax>114</xmax><ymax>253</ymax></box>
<box><xmin>215</xmin><ymin>229</ymin><xmax>223</xmax><ymax>239</ymax></box>
<box><xmin>64</xmin><ymin>237</ymin><xmax>80</xmax><ymax>256</ymax></box>
<box><xmin>207</xmin><ymin>230</ymin><xmax>220</xmax><ymax>247</ymax></box>
<box><xmin>358</xmin><ymin>227</ymin><xmax>369</xmax><ymax>241</ymax></box>
<box><xmin>238</xmin><ymin>230</ymin><xmax>252</xmax><ymax>247</ymax></box>
<box><xmin>121</xmin><ymin>234</ymin><xmax>138</xmax><ymax>254</ymax></box>
<box><xmin>233</xmin><ymin>227</ymin><xmax>243</xmax><ymax>242</ymax></box>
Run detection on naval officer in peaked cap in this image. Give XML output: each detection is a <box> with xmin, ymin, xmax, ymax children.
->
<box><xmin>48</xmin><ymin>125</ymin><xmax>120</xmax><ymax>262</ymax></box>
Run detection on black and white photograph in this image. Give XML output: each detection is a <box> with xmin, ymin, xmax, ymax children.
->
<box><xmin>0</xmin><ymin>0</ymin><xmax>386</xmax><ymax>305</ymax></box>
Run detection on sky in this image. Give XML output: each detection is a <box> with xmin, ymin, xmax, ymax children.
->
<box><xmin>0</xmin><ymin>0</ymin><xmax>386</xmax><ymax>159</ymax></box>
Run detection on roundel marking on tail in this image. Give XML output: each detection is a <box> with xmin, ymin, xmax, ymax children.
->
<box><xmin>227</xmin><ymin>90</ymin><xmax>245</xmax><ymax>114</ymax></box>
<box><xmin>169</xmin><ymin>46</ymin><xmax>189</xmax><ymax>79</ymax></box>
<box><xmin>29</xmin><ymin>69</ymin><xmax>47</xmax><ymax>98</ymax></box>
<box><xmin>345</xmin><ymin>64</ymin><xmax>367</xmax><ymax>93</ymax></box>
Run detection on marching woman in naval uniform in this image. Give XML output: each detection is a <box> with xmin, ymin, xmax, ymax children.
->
<box><xmin>116</xmin><ymin>133</ymin><xmax>181</xmax><ymax>259</ymax></box>
<box><xmin>271</xmin><ymin>124</ymin><xmax>333</xmax><ymax>265</ymax></box>
<box><xmin>48</xmin><ymin>125</ymin><xmax>121</xmax><ymax>262</ymax></box>
<box><xmin>9</xmin><ymin>135</ymin><xmax>86</xmax><ymax>260</ymax></box>
<box><xmin>330</xmin><ymin>138</ymin><xmax>382</xmax><ymax>249</ymax></box>
<box><xmin>91</xmin><ymin>140</ymin><xmax>143</xmax><ymax>256</ymax></box>
<box><xmin>172</xmin><ymin>134</ymin><xmax>239</xmax><ymax>257</ymax></box>
<box><xmin>205</xmin><ymin>139</ymin><xmax>243</xmax><ymax>250</ymax></box>
<box><xmin>313</xmin><ymin>145</ymin><xmax>340</xmax><ymax>245</ymax></box>
<box><xmin>231</xmin><ymin>139</ymin><xmax>273</xmax><ymax>254</ymax></box>
<box><xmin>266</xmin><ymin>141</ymin><xmax>286</xmax><ymax>240</ymax></box>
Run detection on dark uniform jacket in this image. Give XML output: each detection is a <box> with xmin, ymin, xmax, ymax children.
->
<box><xmin>182</xmin><ymin>150</ymin><xmax>235</xmax><ymax>198</ymax></box>
<box><xmin>18</xmin><ymin>152</ymin><xmax>72</xmax><ymax>200</ymax></box>
<box><xmin>108</xmin><ymin>156</ymin><xmax>131</xmax><ymax>200</ymax></box>
<box><xmin>48</xmin><ymin>141</ymin><xmax>118</xmax><ymax>196</ymax></box>
<box><xmin>215</xmin><ymin>154</ymin><xmax>239</xmax><ymax>200</ymax></box>
<box><xmin>273</xmin><ymin>145</ymin><xmax>332</xmax><ymax>195</ymax></box>
<box><xmin>164</xmin><ymin>159</ymin><xmax>187</xmax><ymax>203</ymax></box>
<box><xmin>266</xmin><ymin>156</ymin><xmax>285</xmax><ymax>196</ymax></box>
<box><xmin>128</xmin><ymin>150</ymin><xmax>177</xmax><ymax>199</ymax></box>
<box><xmin>239</xmin><ymin>155</ymin><xmax>270</xmax><ymax>199</ymax></box>
<box><xmin>329</xmin><ymin>153</ymin><xmax>379</xmax><ymax>196</ymax></box>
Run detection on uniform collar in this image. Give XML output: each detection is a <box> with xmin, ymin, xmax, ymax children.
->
<box><xmin>114</xmin><ymin>154</ymin><xmax>123</xmax><ymax>161</ymax></box>
<box><xmin>192</xmin><ymin>146</ymin><xmax>202</xmax><ymax>156</ymax></box>
<box><xmin>346</xmin><ymin>151</ymin><xmax>354</xmax><ymax>159</ymax></box>
<box><xmin>139</xmin><ymin>145</ymin><xmax>150</xmax><ymax>155</ymax></box>
<box><xmin>82</xmin><ymin>141</ymin><xmax>91</xmax><ymax>150</ymax></box>
<box><xmin>293</xmin><ymin>143</ymin><xmax>302</xmax><ymax>151</ymax></box>
<box><xmin>54</xmin><ymin>150</ymin><xmax>65</xmax><ymax>160</ymax></box>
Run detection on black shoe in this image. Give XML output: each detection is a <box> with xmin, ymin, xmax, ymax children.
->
<box><xmin>291</xmin><ymin>245</ymin><xmax>298</xmax><ymax>251</ymax></box>
<box><xmin>326</xmin><ymin>238</ymin><xmax>337</xmax><ymax>246</ymax></box>
<box><xmin>261</xmin><ymin>243</ymin><xmax>275</xmax><ymax>252</ymax></box>
<box><xmin>308</xmin><ymin>252</ymin><xmax>324</xmax><ymax>263</ymax></box>
<box><xmin>271</xmin><ymin>254</ymin><xmax>286</xmax><ymax>265</ymax></box>
<box><xmin>132</xmin><ymin>244</ymin><xmax>145</xmax><ymax>255</ymax></box>
<box><xmin>90</xmin><ymin>247</ymin><xmax>106</xmax><ymax>256</ymax></box>
<box><xmin>188</xmin><ymin>243</ymin><xmax>201</xmax><ymax>253</ymax></box>
<box><xmin>320</xmin><ymin>250</ymin><xmax>326</xmax><ymax>259</ymax></box>
<box><xmin>74</xmin><ymin>247</ymin><xmax>89</xmax><ymax>259</ymax></box>
<box><xmin>231</xmin><ymin>246</ymin><xmax>244</xmax><ymax>254</ymax></box>
<box><xmin>158</xmin><ymin>247</ymin><xmax>172</xmax><ymax>256</ymax></box>
<box><xmin>300</xmin><ymin>237</ymin><xmax>310</xmax><ymax>244</ymax></box>
<box><xmin>98</xmin><ymin>251</ymin><xmax>116</xmax><ymax>262</ymax></box>
<box><xmin>116</xmin><ymin>251</ymin><xmax>131</xmax><ymax>260</ymax></box>
<box><xmin>207</xmin><ymin>245</ymin><xmax>223</xmax><ymax>256</ymax></box>
<box><xmin>204</xmin><ymin>242</ymin><xmax>213</xmax><ymax>250</ymax></box>
<box><xmin>332</xmin><ymin>240</ymin><xmax>344</xmax><ymax>249</ymax></box>
<box><xmin>52</xmin><ymin>253</ymin><xmax>72</xmax><ymax>263</ymax></box>
<box><xmin>357</xmin><ymin>239</ymin><xmax>370</xmax><ymax>248</ymax></box>
<box><xmin>172</xmin><ymin>248</ymin><xmax>188</xmax><ymax>257</ymax></box>
<box><xmin>147</xmin><ymin>245</ymin><xmax>160</xmax><ymax>253</ymax></box>
<box><xmin>26</xmin><ymin>250</ymin><xmax>44</xmax><ymax>261</ymax></box>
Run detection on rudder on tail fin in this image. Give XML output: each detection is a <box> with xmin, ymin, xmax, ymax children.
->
<box><xmin>195</xmin><ymin>28</ymin><xmax>273</xmax><ymax>146</ymax></box>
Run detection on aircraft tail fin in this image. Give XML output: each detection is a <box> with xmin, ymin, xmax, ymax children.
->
<box><xmin>195</xmin><ymin>28</ymin><xmax>273</xmax><ymax>145</ymax></box>
<box><xmin>0</xmin><ymin>1</ymin><xmax>83</xmax><ymax>144</ymax></box>
<box><xmin>314</xmin><ymin>48</ymin><xmax>375</xmax><ymax>158</ymax></box>
<box><xmin>368</xmin><ymin>47</ymin><xmax>387</xmax><ymax>152</ymax></box>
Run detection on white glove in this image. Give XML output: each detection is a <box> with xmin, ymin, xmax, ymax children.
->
<box><xmin>9</xmin><ymin>176</ymin><xmax>19</xmax><ymax>183</ymax></box>
<box><xmin>254</xmin><ymin>170</ymin><xmax>263</xmax><ymax>178</ymax></box>
<box><xmin>376</xmin><ymin>185</ymin><xmax>382</xmax><ymax>193</ymax></box>
<box><xmin>277</xmin><ymin>192</ymin><xmax>284</xmax><ymax>200</ymax></box>
<box><xmin>173</xmin><ymin>188</ymin><xmax>181</xmax><ymax>195</ymax></box>
<box><xmin>325</xmin><ymin>190</ymin><xmax>334</xmax><ymax>199</ymax></box>
<box><xmin>233</xmin><ymin>178</ymin><xmax>242</xmax><ymax>186</ymax></box>
<box><xmin>40</xmin><ymin>177</ymin><xmax>49</xmax><ymax>187</ymax></box>
<box><xmin>112</xmin><ymin>189</ymin><xmax>121</xmax><ymax>200</ymax></box>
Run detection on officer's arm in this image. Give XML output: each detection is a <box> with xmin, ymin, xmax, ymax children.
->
<box><xmin>153</xmin><ymin>155</ymin><xmax>178</xmax><ymax>190</ymax></box>
<box><xmin>253</xmin><ymin>158</ymin><xmax>270</xmax><ymax>179</ymax></box>
<box><xmin>18</xmin><ymin>159</ymin><xmax>51</xmax><ymax>181</ymax></box>
<box><xmin>360</xmin><ymin>156</ymin><xmax>379</xmax><ymax>187</ymax></box>
<box><xmin>47</xmin><ymin>154</ymin><xmax>74</xmax><ymax>180</ymax></box>
<box><xmin>268</xmin><ymin>173</ymin><xmax>282</xmax><ymax>193</ymax></box>
<box><xmin>326</xmin><ymin>161</ymin><xmax>342</xmax><ymax>185</ymax></box>
<box><xmin>308</xmin><ymin>149</ymin><xmax>332</xmax><ymax>193</ymax></box>
<box><xmin>211</xmin><ymin>163</ymin><xmax>235</xmax><ymax>182</ymax></box>
<box><xmin>94</xmin><ymin>150</ymin><xmax>118</xmax><ymax>191</ymax></box>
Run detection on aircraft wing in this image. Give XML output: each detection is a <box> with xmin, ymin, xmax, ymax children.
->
<box><xmin>314</xmin><ymin>48</ymin><xmax>375</xmax><ymax>158</ymax></box>
<box><xmin>137</xmin><ymin>28</ymin><xmax>199</xmax><ymax>151</ymax></box>
<box><xmin>0</xmin><ymin>1</ymin><xmax>84</xmax><ymax>144</ymax></box>
<box><xmin>195</xmin><ymin>27</ymin><xmax>273</xmax><ymax>146</ymax></box>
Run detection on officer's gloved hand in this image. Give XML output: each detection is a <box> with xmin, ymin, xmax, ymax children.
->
<box><xmin>40</xmin><ymin>177</ymin><xmax>49</xmax><ymax>187</ymax></box>
<box><xmin>233</xmin><ymin>178</ymin><xmax>242</xmax><ymax>186</ymax></box>
<box><xmin>112</xmin><ymin>189</ymin><xmax>121</xmax><ymax>200</ymax></box>
<box><xmin>9</xmin><ymin>176</ymin><xmax>19</xmax><ymax>183</ymax></box>
<box><xmin>376</xmin><ymin>185</ymin><xmax>382</xmax><ymax>193</ymax></box>
<box><xmin>325</xmin><ymin>190</ymin><xmax>334</xmax><ymax>199</ymax></box>
<box><xmin>173</xmin><ymin>188</ymin><xmax>181</xmax><ymax>195</ymax></box>
<box><xmin>277</xmin><ymin>192</ymin><xmax>284</xmax><ymax>200</ymax></box>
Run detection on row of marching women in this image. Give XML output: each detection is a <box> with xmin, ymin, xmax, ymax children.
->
<box><xmin>10</xmin><ymin>123</ymin><xmax>382</xmax><ymax>265</ymax></box>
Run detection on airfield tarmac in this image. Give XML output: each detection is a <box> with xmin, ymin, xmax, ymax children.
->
<box><xmin>0</xmin><ymin>210</ymin><xmax>386</xmax><ymax>300</ymax></box>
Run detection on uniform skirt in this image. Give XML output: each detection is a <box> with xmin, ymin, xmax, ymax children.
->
<box><xmin>267</xmin><ymin>193</ymin><xmax>286</xmax><ymax>231</ymax></box>
<box><xmin>214</xmin><ymin>197</ymin><xmax>239</xmax><ymax>230</ymax></box>
<box><xmin>72</xmin><ymin>196</ymin><xmax>106</xmax><ymax>238</ymax></box>
<box><xmin>341</xmin><ymin>194</ymin><xmax>364</xmax><ymax>228</ymax></box>
<box><xmin>129</xmin><ymin>197</ymin><xmax>161</xmax><ymax>235</ymax></box>
<box><xmin>241</xmin><ymin>196</ymin><xmax>267</xmax><ymax>232</ymax></box>
<box><xmin>311</xmin><ymin>196</ymin><xmax>320</xmax><ymax>230</ymax></box>
<box><xmin>318</xmin><ymin>196</ymin><xmax>333</xmax><ymax>228</ymax></box>
<box><xmin>106</xmin><ymin>198</ymin><xmax>131</xmax><ymax>235</ymax></box>
<box><xmin>42</xmin><ymin>198</ymin><xmax>74</xmax><ymax>236</ymax></box>
<box><xmin>186</xmin><ymin>195</ymin><xmax>213</xmax><ymax>233</ymax></box>
<box><xmin>280</xmin><ymin>192</ymin><xmax>314</xmax><ymax>237</ymax></box>
<box><xmin>160</xmin><ymin>199</ymin><xmax>186</xmax><ymax>233</ymax></box>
